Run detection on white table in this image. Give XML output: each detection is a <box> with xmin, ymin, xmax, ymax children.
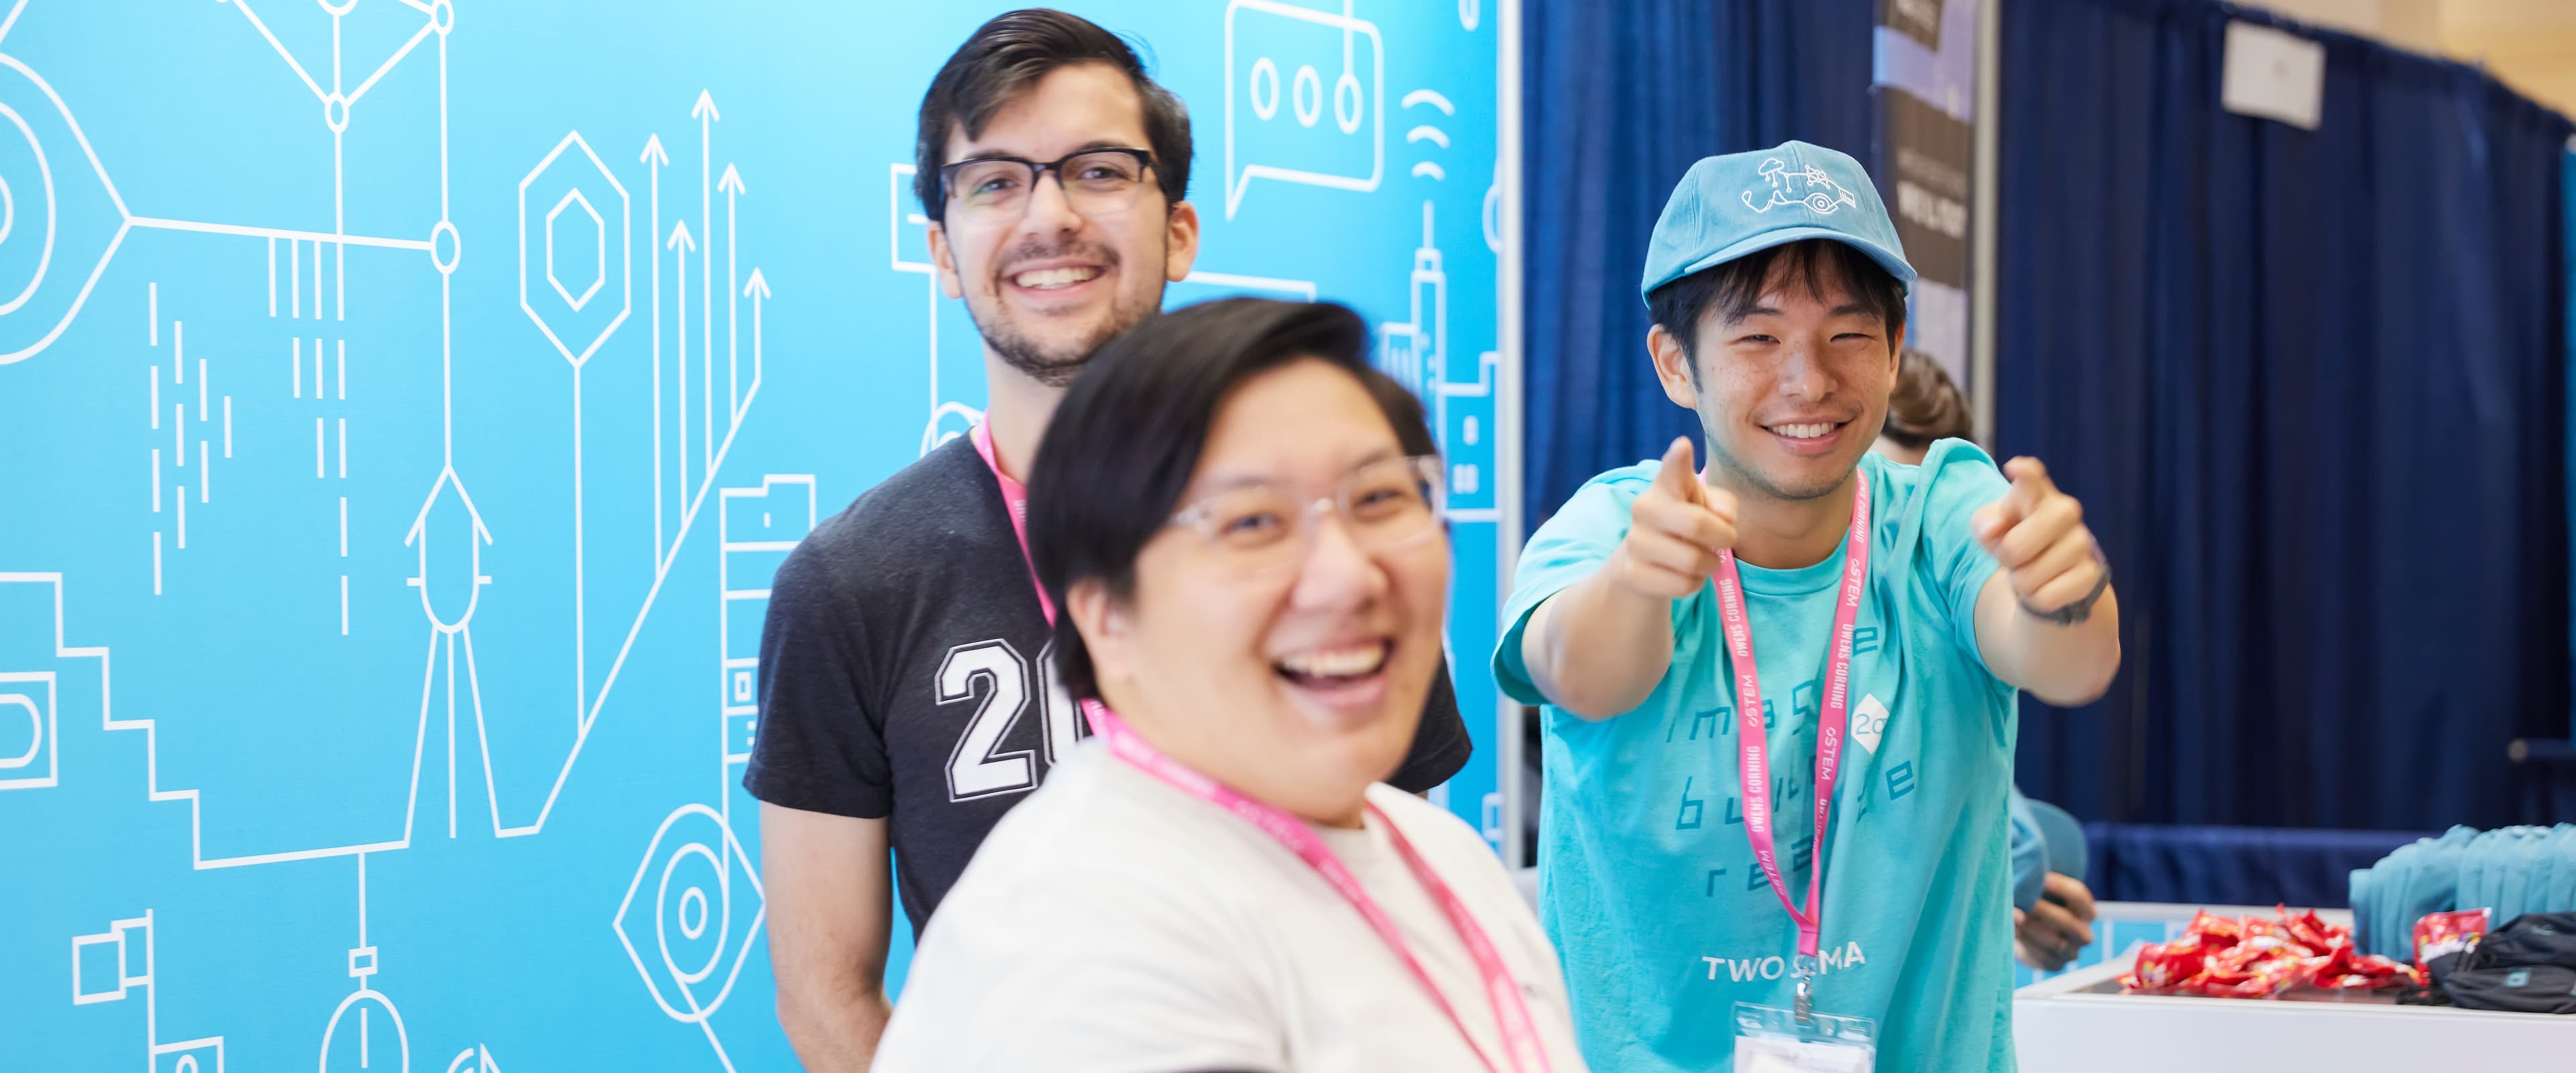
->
<box><xmin>2015</xmin><ymin>932</ymin><xmax>2576</xmax><ymax>1071</ymax></box>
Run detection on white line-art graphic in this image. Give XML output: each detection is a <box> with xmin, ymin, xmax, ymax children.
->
<box><xmin>584</xmin><ymin>473</ymin><xmax>816</xmax><ymax>1073</ymax></box>
<box><xmin>0</xmin><ymin>679</ymin><xmax>48</xmax><ymax>785</ymax></box>
<box><xmin>1402</xmin><ymin>88</ymin><xmax>1453</xmax><ymax>181</ymax></box>
<box><xmin>443</xmin><ymin>1046</ymin><xmax>504</xmax><ymax>1073</ymax></box>
<box><xmin>1222</xmin><ymin>0</ymin><xmax>1384</xmax><ymax>218</ymax></box>
<box><xmin>1179</xmin><ymin>270</ymin><xmax>1319</xmax><ymax>300</ymax></box>
<box><xmin>1</xmin><ymin>571</ymin><xmax>100</xmax><ymax>792</ymax></box>
<box><xmin>140</xmin><ymin>302</ymin><xmax>239</xmax><ymax>598</ymax></box>
<box><xmin>1742</xmin><ymin>156</ymin><xmax>1860</xmax><ymax>215</ymax></box>
<box><xmin>68</xmin><ymin>911</ymin><xmax>230</xmax><ymax>1073</ymax></box>
<box><xmin>0</xmin><ymin>0</ymin><xmax>475</xmax><ymax>365</ymax></box>
<box><xmin>613</xmin><ymin>802</ymin><xmax>768</xmax><ymax>1071</ymax></box>
<box><xmin>1376</xmin><ymin>201</ymin><xmax>1500</xmax><ymax>523</ymax></box>
<box><xmin>718</xmin><ymin>475</ymin><xmax>816</xmax><ymax>821</ymax></box>
<box><xmin>317</xmin><ymin>852</ymin><xmax>410</xmax><ymax>1072</ymax></box>
<box><xmin>918</xmin><ymin>400</ymin><xmax>982</xmax><ymax>458</ymax></box>
<box><xmin>9</xmin><ymin>21</ymin><xmax>784</xmax><ymax>1071</ymax></box>
<box><xmin>887</xmin><ymin>162</ymin><xmax>982</xmax><ymax>458</ymax></box>
<box><xmin>318</xmin><ymin>984</ymin><xmax>410</xmax><ymax>1073</ymax></box>
<box><xmin>391</xmin><ymin>87</ymin><xmax>778</xmax><ymax>856</ymax></box>
<box><xmin>515</xmin><ymin>128</ymin><xmax>635</xmax><ymax>767</ymax></box>
<box><xmin>12</xmin><ymin>1</ymin><xmax>1511</xmax><ymax>1067</ymax></box>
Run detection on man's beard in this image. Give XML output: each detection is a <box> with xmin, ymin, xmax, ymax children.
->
<box><xmin>970</xmin><ymin>239</ymin><xmax>1159</xmax><ymax>388</ymax></box>
<box><xmin>981</xmin><ymin>310</ymin><xmax>1133</xmax><ymax>388</ymax></box>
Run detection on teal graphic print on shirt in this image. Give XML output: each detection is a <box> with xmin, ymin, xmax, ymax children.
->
<box><xmin>1495</xmin><ymin>440</ymin><xmax>2021</xmax><ymax>1073</ymax></box>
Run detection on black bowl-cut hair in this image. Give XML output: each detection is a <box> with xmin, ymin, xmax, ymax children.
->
<box><xmin>1026</xmin><ymin>298</ymin><xmax>1437</xmax><ymax>702</ymax></box>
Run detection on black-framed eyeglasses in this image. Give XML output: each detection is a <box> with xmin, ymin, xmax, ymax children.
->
<box><xmin>938</xmin><ymin>148</ymin><xmax>1159</xmax><ymax>225</ymax></box>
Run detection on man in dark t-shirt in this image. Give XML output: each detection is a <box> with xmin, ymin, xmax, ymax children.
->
<box><xmin>745</xmin><ymin>12</ymin><xmax>1470</xmax><ymax>1070</ymax></box>
<box><xmin>752</xmin><ymin>436</ymin><xmax>1470</xmax><ymax>936</ymax></box>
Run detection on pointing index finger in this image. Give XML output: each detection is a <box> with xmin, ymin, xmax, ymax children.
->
<box><xmin>2005</xmin><ymin>457</ymin><xmax>2057</xmax><ymax>508</ymax></box>
<box><xmin>2004</xmin><ymin>456</ymin><xmax>2051</xmax><ymax>484</ymax></box>
<box><xmin>1656</xmin><ymin>437</ymin><xmax>1705</xmax><ymax>504</ymax></box>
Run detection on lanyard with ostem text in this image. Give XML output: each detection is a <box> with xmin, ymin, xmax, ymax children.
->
<box><xmin>1711</xmin><ymin>473</ymin><xmax>1870</xmax><ymax>1020</ymax></box>
<box><xmin>972</xmin><ymin>421</ymin><xmax>1549</xmax><ymax>1072</ymax></box>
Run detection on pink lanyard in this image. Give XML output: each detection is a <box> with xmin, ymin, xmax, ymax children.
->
<box><xmin>971</xmin><ymin>421</ymin><xmax>1548</xmax><ymax>1072</ymax></box>
<box><xmin>1711</xmin><ymin>475</ymin><xmax>1870</xmax><ymax>1013</ymax></box>
<box><xmin>971</xmin><ymin>422</ymin><xmax>1058</xmax><ymax>626</ymax></box>
<box><xmin>1090</xmin><ymin>707</ymin><xmax>1552</xmax><ymax>1073</ymax></box>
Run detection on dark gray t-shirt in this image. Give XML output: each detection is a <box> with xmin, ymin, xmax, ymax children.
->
<box><xmin>745</xmin><ymin>436</ymin><xmax>1474</xmax><ymax>937</ymax></box>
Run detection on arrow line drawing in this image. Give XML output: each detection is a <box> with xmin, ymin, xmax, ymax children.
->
<box><xmin>641</xmin><ymin>133</ymin><xmax>668</xmax><ymax>562</ymax></box>
<box><xmin>718</xmin><ymin>163</ymin><xmax>744</xmax><ymax>427</ymax></box>
<box><xmin>738</xmin><ymin>268</ymin><xmax>767</xmax><ymax>428</ymax></box>
<box><xmin>667</xmin><ymin>217</ymin><xmax>696</xmax><ymax>522</ymax></box>
<box><xmin>692</xmin><ymin>91</ymin><xmax>717</xmax><ymax>477</ymax></box>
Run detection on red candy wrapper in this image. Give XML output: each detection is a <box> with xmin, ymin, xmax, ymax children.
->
<box><xmin>2121</xmin><ymin>940</ymin><xmax>2206</xmax><ymax>994</ymax></box>
<box><xmin>2412</xmin><ymin>908</ymin><xmax>2490</xmax><ymax>974</ymax></box>
<box><xmin>2120</xmin><ymin>905</ymin><xmax>2421</xmax><ymax>998</ymax></box>
<box><xmin>2184</xmin><ymin>910</ymin><xmax>2244</xmax><ymax>952</ymax></box>
<box><xmin>2316</xmin><ymin>952</ymin><xmax>2414</xmax><ymax>990</ymax></box>
<box><xmin>2284</xmin><ymin>908</ymin><xmax>2341</xmax><ymax>952</ymax></box>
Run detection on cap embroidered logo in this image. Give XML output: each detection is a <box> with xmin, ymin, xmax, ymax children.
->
<box><xmin>1741</xmin><ymin>158</ymin><xmax>1860</xmax><ymax>216</ymax></box>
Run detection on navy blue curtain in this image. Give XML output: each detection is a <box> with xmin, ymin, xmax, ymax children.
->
<box><xmin>1522</xmin><ymin>0</ymin><xmax>1876</xmax><ymax>527</ymax></box>
<box><xmin>1996</xmin><ymin>0</ymin><xmax>2575</xmax><ymax>830</ymax></box>
<box><xmin>2080</xmin><ymin>823</ymin><xmax>2428</xmax><ymax>908</ymax></box>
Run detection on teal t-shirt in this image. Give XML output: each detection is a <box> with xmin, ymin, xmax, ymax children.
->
<box><xmin>1495</xmin><ymin>441</ymin><xmax>2021</xmax><ymax>1073</ymax></box>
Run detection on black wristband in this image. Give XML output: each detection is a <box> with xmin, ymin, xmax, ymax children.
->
<box><xmin>2021</xmin><ymin>548</ymin><xmax>2111</xmax><ymax>626</ymax></box>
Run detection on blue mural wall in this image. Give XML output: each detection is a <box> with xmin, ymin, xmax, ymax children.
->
<box><xmin>0</xmin><ymin>1</ymin><xmax>1511</xmax><ymax>1069</ymax></box>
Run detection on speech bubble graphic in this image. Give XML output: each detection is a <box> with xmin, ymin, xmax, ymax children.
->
<box><xmin>1223</xmin><ymin>0</ymin><xmax>1383</xmax><ymax>219</ymax></box>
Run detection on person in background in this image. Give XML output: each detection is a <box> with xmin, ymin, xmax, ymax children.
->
<box><xmin>1872</xmin><ymin>349</ymin><xmax>2103</xmax><ymax>972</ymax></box>
<box><xmin>873</xmin><ymin>298</ymin><xmax>1588</xmax><ymax>1072</ymax></box>
<box><xmin>745</xmin><ymin>13</ymin><xmax>1471</xmax><ymax>1070</ymax></box>
<box><xmin>2007</xmin><ymin>785</ymin><xmax>2098</xmax><ymax>972</ymax></box>
<box><xmin>1499</xmin><ymin>142</ymin><xmax>2121</xmax><ymax>1071</ymax></box>
<box><xmin>1869</xmin><ymin>346</ymin><xmax>1974</xmax><ymax>467</ymax></box>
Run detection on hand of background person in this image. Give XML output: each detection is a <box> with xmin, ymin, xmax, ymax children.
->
<box><xmin>2012</xmin><ymin>872</ymin><xmax>2098</xmax><ymax>972</ymax></box>
<box><xmin>1971</xmin><ymin>458</ymin><xmax>2103</xmax><ymax>616</ymax></box>
<box><xmin>1608</xmin><ymin>437</ymin><xmax>1737</xmax><ymax>600</ymax></box>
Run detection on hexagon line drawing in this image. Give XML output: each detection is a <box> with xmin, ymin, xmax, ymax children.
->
<box><xmin>21</xmin><ymin>9</ymin><xmax>790</xmax><ymax>1071</ymax></box>
<box><xmin>545</xmin><ymin>188</ymin><xmax>605</xmax><ymax>312</ymax></box>
<box><xmin>516</xmin><ymin>130</ymin><xmax>632</xmax><ymax>368</ymax></box>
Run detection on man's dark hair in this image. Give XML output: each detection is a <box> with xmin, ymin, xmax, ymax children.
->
<box><xmin>913</xmin><ymin>9</ymin><xmax>1193</xmax><ymax>222</ymax></box>
<box><xmin>1646</xmin><ymin>239</ymin><xmax>1908</xmax><ymax>378</ymax></box>
<box><xmin>1026</xmin><ymin>298</ymin><xmax>1436</xmax><ymax>701</ymax></box>
<box><xmin>1881</xmin><ymin>347</ymin><xmax>1973</xmax><ymax>450</ymax></box>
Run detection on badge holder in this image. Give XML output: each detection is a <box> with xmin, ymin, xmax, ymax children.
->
<box><xmin>1732</xmin><ymin>960</ymin><xmax>1876</xmax><ymax>1072</ymax></box>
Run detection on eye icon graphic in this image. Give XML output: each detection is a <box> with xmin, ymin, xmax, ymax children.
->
<box><xmin>0</xmin><ymin>55</ymin><xmax>131</xmax><ymax>365</ymax></box>
<box><xmin>611</xmin><ymin>803</ymin><xmax>765</xmax><ymax>1023</ymax></box>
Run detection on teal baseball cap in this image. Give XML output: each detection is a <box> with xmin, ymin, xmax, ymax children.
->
<box><xmin>1640</xmin><ymin>140</ymin><xmax>1915</xmax><ymax>300</ymax></box>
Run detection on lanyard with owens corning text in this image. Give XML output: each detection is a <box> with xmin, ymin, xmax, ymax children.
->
<box><xmin>1711</xmin><ymin>473</ymin><xmax>1870</xmax><ymax>1019</ymax></box>
<box><xmin>973</xmin><ymin>420</ymin><xmax>1549</xmax><ymax>1072</ymax></box>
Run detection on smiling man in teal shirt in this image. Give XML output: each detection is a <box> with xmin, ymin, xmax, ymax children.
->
<box><xmin>1496</xmin><ymin>142</ymin><xmax>2123</xmax><ymax>1071</ymax></box>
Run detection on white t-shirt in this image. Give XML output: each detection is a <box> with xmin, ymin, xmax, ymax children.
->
<box><xmin>872</xmin><ymin>742</ymin><xmax>1590</xmax><ymax>1073</ymax></box>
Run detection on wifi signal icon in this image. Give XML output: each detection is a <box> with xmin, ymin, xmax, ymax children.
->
<box><xmin>1403</xmin><ymin>89</ymin><xmax>1455</xmax><ymax>181</ymax></box>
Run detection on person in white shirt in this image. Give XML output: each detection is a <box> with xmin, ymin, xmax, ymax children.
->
<box><xmin>871</xmin><ymin>297</ymin><xmax>1587</xmax><ymax>1072</ymax></box>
